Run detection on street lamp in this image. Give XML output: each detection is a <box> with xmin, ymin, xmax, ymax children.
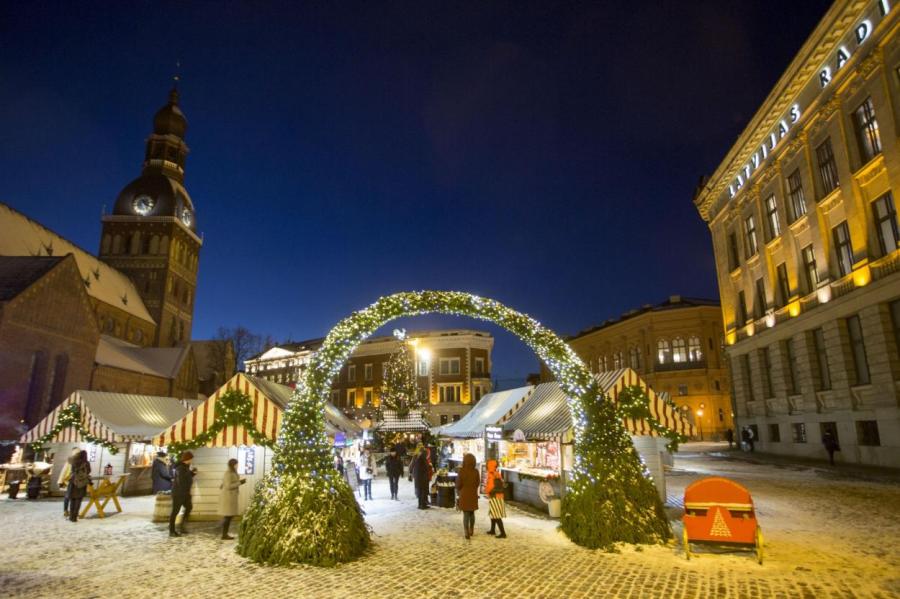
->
<box><xmin>696</xmin><ymin>409</ymin><xmax>704</xmax><ymax>441</ymax></box>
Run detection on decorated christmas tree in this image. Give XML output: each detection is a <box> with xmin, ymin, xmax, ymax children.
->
<box><xmin>377</xmin><ymin>330</ymin><xmax>424</xmax><ymax>420</ymax></box>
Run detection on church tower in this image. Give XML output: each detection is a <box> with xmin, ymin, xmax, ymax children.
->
<box><xmin>99</xmin><ymin>87</ymin><xmax>201</xmax><ymax>347</ymax></box>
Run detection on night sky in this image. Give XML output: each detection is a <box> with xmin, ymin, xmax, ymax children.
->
<box><xmin>1</xmin><ymin>1</ymin><xmax>831</xmax><ymax>386</ymax></box>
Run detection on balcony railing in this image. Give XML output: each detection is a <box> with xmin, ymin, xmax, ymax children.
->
<box><xmin>654</xmin><ymin>359</ymin><xmax>707</xmax><ymax>372</ymax></box>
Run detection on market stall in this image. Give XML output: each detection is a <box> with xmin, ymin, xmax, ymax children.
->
<box><xmin>18</xmin><ymin>390</ymin><xmax>198</xmax><ymax>496</ymax></box>
<box><xmin>152</xmin><ymin>373</ymin><xmax>361</xmax><ymax>520</ymax></box>
<box><xmin>500</xmin><ymin>368</ymin><xmax>694</xmax><ymax>512</ymax></box>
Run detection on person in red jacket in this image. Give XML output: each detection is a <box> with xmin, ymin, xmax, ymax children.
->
<box><xmin>484</xmin><ymin>459</ymin><xmax>507</xmax><ymax>538</ymax></box>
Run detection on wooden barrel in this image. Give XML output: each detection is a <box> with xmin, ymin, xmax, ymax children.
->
<box><xmin>152</xmin><ymin>493</ymin><xmax>172</xmax><ymax>523</ymax></box>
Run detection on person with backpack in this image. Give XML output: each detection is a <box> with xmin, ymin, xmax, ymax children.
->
<box><xmin>68</xmin><ymin>450</ymin><xmax>91</xmax><ymax>522</ymax></box>
<box><xmin>168</xmin><ymin>451</ymin><xmax>196</xmax><ymax>537</ymax></box>
<box><xmin>455</xmin><ymin>453</ymin><xmax>480</xmax><ymax>540</ymax></box>
<box><xmin>484</xmin><ymin>459</ymin><xmax>507</xmax><ymax>538</ymax></box>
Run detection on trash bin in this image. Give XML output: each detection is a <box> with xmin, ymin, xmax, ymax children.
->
<box><xmin>548</xmin><ymin>498</ymin><xmax>561</xmax><ymax>518</ymax></box>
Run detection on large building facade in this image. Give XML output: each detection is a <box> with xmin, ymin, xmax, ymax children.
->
<box><xmin>694</xmin><ymin>0</ymin><xmax>900</xmax><ymax>467</ymax></box>
<box><xmin>545</xmin><ymin>297</ymin><xmax>733</xmax><ymax>438</ymax></box>
<box><xmin>245</xmin><ymin>329</ymin><xmax>494</xmax><ymax>426</ymax></box>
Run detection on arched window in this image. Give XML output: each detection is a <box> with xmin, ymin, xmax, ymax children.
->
<box><xmin>129</xmin><ymin>231</ymin><xmax>141</xmax><ymax>255</ymax></box>
<box><xmin>600</xmin><ymin>355</ymin><xmax>608</xmax><ymax>372</ymax></box>
<box><xmin>673</xmin><ymin>337</ymin><xmax>687</xmax><ymax>363</ymax></box>
<box><xmin>101</xmin><ymin>234</ymin><xmax>111</xmax><ymax>255</ymax></box>
<box><xmin>159</xmin><ymin>235</ymin><xmax>169</xmax><ymax>255</ymax></box>
<box><xmin>657</xmin><ymin>339</ymin><xmax>671</xmax><ymax>364</ymax></box>
<box><xmin>629</xmin><ymin>346</ymin><xmax>642</xmax><ymax>371</ymax></box>
<box><xmin>149</xmin><ymin>235</ymin><xmax>160</xmax><ymax>255</ymax></box>
<box><xmin>613</xmin><ymin>351</ymin><xmax>623</xmax><ymax>369</ymax></box>
<box><xmin>688</xmin><ymin>336</ymin><xmax>703</xmax><ymax>362</ymax></box>
<box><xmin>112</xmin><ymin>234</ymin><xmax>123</xmax><ymax>255</ymax></box>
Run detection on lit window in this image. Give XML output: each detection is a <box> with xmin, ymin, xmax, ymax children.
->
<box><xmin>418</xmin><ymin>360</ymin><xmax>428</xmax><ymax>376</ymax></box>
<box><xmin>439</xmin><ymin>358</ymin><xmax>460</xmax><ymax>375</ymax></box>
<box><xmin>873</xmin><ymin>193</ymin><xmax>899</xmax><ymax>256</ymax></box>
<box><xmin>439</xmin><ymin>384</ymin><xmax>462</xmax><ymax>403</ymax></box>
<box><xmin>853</xmin><ymin>97</ymin><xmax>881</xmax><ymax>163</ymax></box>
<box><xmin>687</xmin><ymin>336</ymin><xmax>702</xmax><ymax>362</ymax></box>
<box><xmin>672</xmin><ymin>338</ymin><xmax>686</xmax><ymax>363</ymax></box>
<box><xmin>364</xmin><ymin>363</ymin><xmax>373</xmax><ymax>381</ymax></box>
<box><xmin>364</xmin><ymin>388</ymin><xmax>373</xmax><ymax>405</ymax></box>
<box><xmin>657</xmin><ymin>340</ymin><xmax>671</xmax><ymax>364</ymax></box>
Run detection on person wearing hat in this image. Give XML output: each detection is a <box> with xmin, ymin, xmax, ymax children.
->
<box><xmin>152</xmin><ymin>451</ymin><xmax>173</xmax><ymax>494</ymax></box>
<box><xmin>168</xmin><ymin>451</ymin><xmax>196</xmax><ymax>537</ymax></box>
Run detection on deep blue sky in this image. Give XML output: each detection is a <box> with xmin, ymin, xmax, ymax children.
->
<box><xmin>0</xmin><ymin>1</ymin><xmax>831</xmax><ymax>386</ymax></box>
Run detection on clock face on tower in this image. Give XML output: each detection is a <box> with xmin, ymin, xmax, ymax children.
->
<box><xmin>181</xmin><ymin>208</ymin><xmax>193</xmax><ymax>227</ymax></box>
<box><xmin>132</xmin><ymin>194</ymin><xmax>155</xmax><ymax>216</ymax></box>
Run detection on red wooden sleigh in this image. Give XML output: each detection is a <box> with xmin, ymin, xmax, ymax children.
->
<box><xmin>682</xmin><ymin>477</ymin><xmax>763</xmax><ymax>564</ymax></box>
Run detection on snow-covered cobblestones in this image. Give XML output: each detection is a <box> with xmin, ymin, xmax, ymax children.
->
<box><xmin>1</xmin><ymin>448</ymin><xmax>898</xmax><ymax>598</ymax></box>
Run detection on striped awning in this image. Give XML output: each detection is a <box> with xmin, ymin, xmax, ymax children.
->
<box><xmin>437</xmin><ymin>385</ymin><xmax>534</xmax><ymax>438</ymax></box>
<box><xmin>153</xmin><ymin>373</ymin><xmax>362</xmax><ymax>448</ymax></box>
<box><xmin>377</xmin><ymin>409</ymin><xmax>431</xmax><ymax>432</ymax></box>
<box><xmin>502</xmin><ymin>368</ymin><xmax>695</xmax><ymax>440</ymax></box>
<box><xmin>20</xmin><ymin>391</ymin><xmax>195</xmax><ymax>445</ymax></box>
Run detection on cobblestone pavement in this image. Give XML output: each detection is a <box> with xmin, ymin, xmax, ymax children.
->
<box><xmin>2</xmin><ymin>446</ymin><xmax>899</xmax><ymax>599</ymax></box>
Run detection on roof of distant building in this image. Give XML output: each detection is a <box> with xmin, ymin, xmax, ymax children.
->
<box><xmin>0</xmin><ymin>202</ymin><xmax>154</xmax><ymax>324</ymax></box>
<box><xmin>569</xmin><ymin>296</ymin><xmax>720</xmax><ymax>340</ymax></box>
<box><xmin>95</xmin><ymin>335</ymin><xmax>191</xmax><ymax>379</ymax></box>
<box><xmin>0</xmin><ymin>255</ymin><xmax>65</xmax><ymax>302</ymax></box>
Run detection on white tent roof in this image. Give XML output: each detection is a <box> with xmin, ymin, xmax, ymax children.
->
<box><xmin>437</xmin><ymin>385</ymin><xmax>534</xmax><ymax>438</ymax></box>
<box><xmin>95</xmin><ymin>335</ymin><xmax>191</xmax><ymax>378</ymax></box>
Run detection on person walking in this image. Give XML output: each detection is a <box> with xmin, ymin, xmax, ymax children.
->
<box><xmin>410</xmin><ymin>446</ymin><xmax>430</xmax><ymax>509</ymax></box>
<box><xmin>169</xmin><ymin>451</ymin><xmax>196</xmax><ymax>537</ymax></box>
<box><xmin>68</xmin><ymin>450</ymin><xmax>91</xmax><ymax>523</ymax></box>
<box><xmin>385</xmin><ymin>447</ymin><xmax>403</xmax><ymax>500</ymax></box>
<box><xmin>358</xmin><ymin>448</ymin><xmax>376</xmax><ymax>501</ymax></box>
<box><xmin>822</xmin><ymin>430</ymin><xmax>840</xmax><ymax>466</ymax></box>
<box><xmin>152</xmin><ymin>451</ymin><xmax>173</xmax><ymax>494</ymax></box>
<box><xmin>334</xmin><ymin>452</ymin><xmax>345</xmax><ymax>477</ymax></box>
<box><xmin>58</xmin><ymin>447</ymin><xmax>79</xmax><ymax>518</ymax></box>
<box><xmin>345</xmin><ymin>458</ymin><xmax>360</xmax><ymax>497</ymax></box>
<box><xmin>219</xmin><ymin>458</ymin><xmax>246</xmax><ymax>540</ymax></box>
<box><xmin>455</xmin><ymin>453</ymin><xmax>480</xmax><ymax>540</ymax></box>
<box><xmin>724</xmin><ymin>428</ymin><xmax>734</xmax><ymax>450</ymax></box>
<box><xmin>484</xmin><ymin>459</ymin><xmax>507</xmax><ymax>538</ymax></box>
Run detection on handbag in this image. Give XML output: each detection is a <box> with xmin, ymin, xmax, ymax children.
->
<box><xmin>366</xmin><ymin>468</ymin><xmax>373</xmax><ymax>475</ymax></box>
<box><xmin>489</xmin><ymin>474</ymin><xmax>505</xmax><ymax>497</ymax></box>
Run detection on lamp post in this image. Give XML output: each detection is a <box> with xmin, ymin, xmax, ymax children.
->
<box><xmin>696</xmin><ymin>409</ymin><xmax>704</xmax><ymax>441</ymax></box>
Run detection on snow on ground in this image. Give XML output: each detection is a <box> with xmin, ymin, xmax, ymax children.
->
<box><xmin>1</xmin><ymin>445</ymin><xmax>898</xmax><ymax>598</ymax></box>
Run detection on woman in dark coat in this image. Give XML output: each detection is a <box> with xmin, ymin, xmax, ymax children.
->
<box><xmin>455</xmin><ymin>453</ymin><xmax>480</xmax><ymax>539</ymax></box>
<box><xmin>68</xmin><ymin>450</ymin><xmax>91</xmax><ymax>522</ymax></box>
<box><xmin>151</xmin><ymin>451</ymin><xmax>173</xmax><ymax>494</ymax></box>
<box><xmin>411</xmin><ymin>446</ymin><xmax>431</xmax><ymax>509</ymax></box>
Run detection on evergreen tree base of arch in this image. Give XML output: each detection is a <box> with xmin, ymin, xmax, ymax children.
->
<box><xmin>236</xmin><ymin>474</ymin><xmax>370</xmax><ymax>567</ymax></box>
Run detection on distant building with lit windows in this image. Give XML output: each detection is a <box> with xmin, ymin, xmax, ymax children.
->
<box><xmin>694</xmin><ymin>0</ymin><xmax>900</xmax><ymax>467</ymax></box>
<box><xmin>542</xmin><ymin>296</ymin><xmax>733</xmax><ymax>438</ymax></box>
<box><xmin>244</xmin><ymin>329</ymin><xmax>494</xmax><ymax>427</ymax></box>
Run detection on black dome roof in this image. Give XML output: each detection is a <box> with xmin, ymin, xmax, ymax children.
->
<box><xmin>112</xmin><ymin>173</ymin><xmax>197</xmax><ymax>230</ymax></box>
<box><xmin>153</xmin><ymin>88</ymin><xmax>187</xmax><ymax>138</ymax></box>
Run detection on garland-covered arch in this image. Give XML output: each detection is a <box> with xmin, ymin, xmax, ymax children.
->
<box><xmin>237</xmin><ymin>291</ymin><xmax>671</xmax><ymax>566</ymax></box>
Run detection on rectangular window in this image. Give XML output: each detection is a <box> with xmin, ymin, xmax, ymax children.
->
<box><xmin>330</xmin><ymin>390</ymin><xmax>339</xmax><ymax>406</ymax></box>
<box><xmin>761</xmin><ymin>347</ymin><xmax>773</xmax><ymax>398</ymax></box>
<box><xmin>474</xmin><ymin>386</ymin><xmax>484</xmax><ymax>402</ymax></box>
<box><xmin>791</xmin><ymin>422</ymin><xmax>807</xmax><ymax>443</ymax></box>
<box><xmin>728</xmin><ymin>231</ymin><xmax>741</xmax><ymax>271</ymax></box>
<box><xmin>873</xmin><ymin>192</ymin><xmax>900</xmax><ymax>256</ymax></box>
<box><xmin>833</xmin><ymin>221</ymin><xmax>854</xmax><ymax>277</ymax></box>
<box><xmin>347</xmin><ymin>364</ymin><xmax>356</xmax><ymax>383</ymax></box>
<box><xmin>474</xmin><ymin>357</ymin><xmax>485</xmax><ymax>374</ymax></box>
<box><xmin>785</xmin><ymin>338</ymin><xmax>800</xmax><ymax>395</ymax></box>
<box><xmin>738</xmin><ymin>290</ymin><xmax>749</xmax><ymax>326</ymax></box>
<box><xmin>364</xmin><ymin>388</ymin><xmax>373</xmax><ymax>406</ymax></box>
<box><xmin>801</xmin><ymin>245</ymin><xmax>818</xmax><ymax>294</ymax></box>
<box><xmin>812</xmin><ymin>328</ymin><xmax>831</xmax><ymax>390</ymax></box>
<box><xmin>678</xmin><ymin>384</ymin><xmax>688</xmax><ymax>396</ymax></box>
<box><xmin>364</xmin><ymin>363</ymin><xmax>373</xmax><ymax>381</ymax></box>
<box><xmin>754</xmin><ymin>278</ymin><xmax>767</xmax><ymax>319</ymax></box>
<box><xmin>853</xmin><ymin>96</ymin><xmax>882</xmax><ymax>163</ymax></box>
<box><xmin>439</xmin><ymin>384</ymin><xmax>462</xmax><ymax>403</ymax></box>
<box><xmin>440</xmin><ymin>414</ymin><xmax>448</xmax><ymax>425</ymax></box>
<box><xmin>418</xmin><ymin>360</ymin><xmax>429</xmax><ymax>377</ymax></box>
<box><xmin>787</xmin><ymin>169</ymin><xmax>807</xmax><ymax>222</ymax></box>
<box><xmin>764</xmin><ymin>195</ymin><xmax>781</xmax><ymax>240</ymax></box>
<box><xmin>847</xmin><ymin>315</ymin><xmax>870</xmax><ymax>385</ymax></box>
<box><xmin>816</xmin><ymin>138</ymin><xmax>840</xmax><ymax>196</ymax></box>
<box><xmin>382</xmin><ymin>362</ymin><xmax>389</xmax><ymax>379</ymax></box>
<box><xmin>347</xmin><ymin>389</ymin><xmax>357</xmax><ymax>406</ymax></box>
<box><xmin>744</xmin><ymin>215</ymin><xmax>759</xmax><ymax>256</ymax></box>
<box><xmin>453</xmin><ymin>414</ymin><xmax>461</xmax><ymax>422</ymax></box>
<box><xmin>769</xmin><ymin>423</ymin><xmax>781</xmax><ymax>443</ymax></box>
<box><xmin>439</xmin><ymin>357</ymin><xmax>461</xmax><ymax>375</ymax></box>
<box><xmin>776</xmin><ymin>263</ymin><xmax>790</xmax><ymax>308</ymax></box>
<box><xmin>742</xmin><ymin>354</ymin><xmax>755</xmax><ymax>401</ymax></box>
<box><xmin>856</xmin><ymin>420</ymin><xmax>881</xmax><ymax>446</ymax></box>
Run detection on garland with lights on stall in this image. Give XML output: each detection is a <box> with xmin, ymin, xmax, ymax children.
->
<box><xmin>164</xmin><ymin>389</ymin><xmax>276</xmax><ymax>455</ymax></box>
<box><xmin>237</xmin><ymin>291</ymin><xmax>671</xmax><ymax>568</ymax></box>
<box><xmin>615</xmin><ymin>385</ymin><xmax>687</xmax><ymax>452</ymax></box>
<box><xmin>26</xmin><ymin>403</ymin><xmax>119</xmax><ymax>454</ymax></box>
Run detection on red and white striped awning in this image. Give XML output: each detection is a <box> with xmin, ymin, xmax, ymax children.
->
<box><xmin>20</xmin><ymin>391</ymin><xmax>195</xmax><ymax>445</ymax></box>
<box><xmin>600</xmin><ymin>368</ymin><xmax>696</xmax><ymax>438</ymax></box>
<box><xmin>153</xmin><ymin>373</ymin><xmax>284</xmax><ymax>448</ymax></box>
